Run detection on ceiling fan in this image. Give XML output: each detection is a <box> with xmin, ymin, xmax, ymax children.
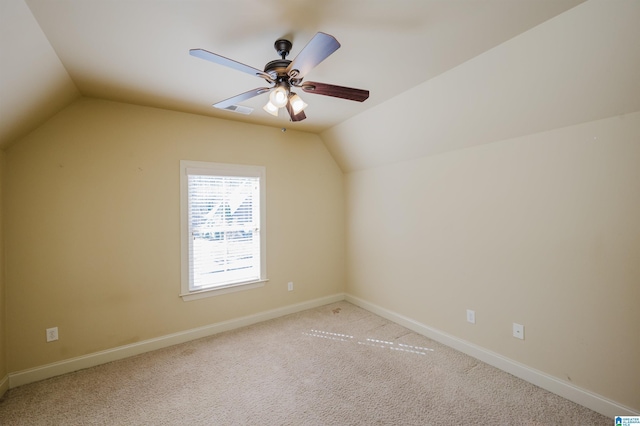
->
<box><xmin>189</xmin><ymin>32</ymin><xmax>369</xmax><ymax>122</ymax></box>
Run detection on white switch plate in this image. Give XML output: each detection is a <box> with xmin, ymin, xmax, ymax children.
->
<box><xmin>513</xmin><ymin>323</ymin><xmax>524</xmax><ymax>340</ymax></box>
<box><xmin>46</xmin><ymin>327</ymin><xmax>59</xmax><ymax>342</ymax></box>
<box><xmin>287</xmin><ymin>282</ymin><xmax>293</xmax><ymax>291</ymax></box>
<box><xmin>466</xmin><ymin>309</ymin><xmax>476</xmax><ymax>324</ymax></box>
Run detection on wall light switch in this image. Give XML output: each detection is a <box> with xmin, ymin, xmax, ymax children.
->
<box><xmin>466</xmin><ymin>309</ymin><xmax>476</xmax><ymax>324</ymax></box>
<box><xmin>46</xmin><ymin>327</ymin><xmax>59</xmax><ymax>342</ymax></box>
<box><xmin>287</xmin><ymin>282</ymin><xmax>293</xmax><ymax>291</ymax></box>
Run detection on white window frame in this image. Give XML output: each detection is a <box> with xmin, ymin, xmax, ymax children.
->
<box><xmin>180</xmin><ymin>160</ymin><xmax>267</xmax><ymax>301</ymax></box>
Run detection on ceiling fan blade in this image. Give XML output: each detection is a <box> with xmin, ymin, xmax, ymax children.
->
<box><xmin>285</xmin><ymin>101</ymin><xmax>307</xmax><ymax>122</ymax></box>
<box><xmin>213</xmin><ymin>87</ymin><xmax>272</xmax><ymax>110</ymax></box>
<box><xmin>300</xmin><ymin>81</ymin><xmax>370</xmax><ymax>102</ymax></box>
<box><xmin>286</xmin><ymin>32</ymin><xmax>340</xmax><ymax>80</ymax></box>
<box><xmin>190</xmin><ymin>49</ymin><xmax>273</xmax><ymax>81</ymax></box>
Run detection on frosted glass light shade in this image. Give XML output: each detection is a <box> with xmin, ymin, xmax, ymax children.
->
<box><xmin>269</xmin><ymin>86</ymin><xmax>289</xmax><ymax>108</ymax></box>
<box><xmin>289</xmin><ymin>93</ymin><xmax>308</xmax><ymax>114</ymax></box>
<box><xmin>263</xmin><ymin>101</ymin><xmax>279</xmax><ymax>116</ymax></box>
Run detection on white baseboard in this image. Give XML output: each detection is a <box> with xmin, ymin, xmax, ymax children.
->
<box><xmin>0</xmin><ymin>374</ymin><xmax>8</xmax><ymax>398</ymax></box>
<box><xmin>9</xmin><ymin>293</ymin><xmax>345</xmax><ymax>389</ymax></box>
<box><xmin>345</xmin><ymin>294</ymin><xmax>639</xmax><ymax>418</ymax></box>
<box><xmin>8</xmin><ymin>292</ymin><xmax>637</xmax><ymax>418</ymax></box>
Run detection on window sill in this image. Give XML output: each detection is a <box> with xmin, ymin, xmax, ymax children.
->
<box><xmin>180</xmin><ymin>279</ymin><xmax>268</xmax><ymax>302</ymax></box>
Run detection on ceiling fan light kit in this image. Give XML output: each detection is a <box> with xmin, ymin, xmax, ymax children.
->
<box><xmin>189</xmin><ymin>32</ymin><xmax>369</xmax><ymax>122</ymax></box>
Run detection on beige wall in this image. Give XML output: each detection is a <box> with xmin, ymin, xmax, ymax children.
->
<box><xmin>345</xmin><ymin>111</ymin><xmax>640</xmax><ymax>410</ymax></box>
<box><xmin>4</xmin><ymin>98</ymin><xmax>346</xmax><ymax>372</ymax></box>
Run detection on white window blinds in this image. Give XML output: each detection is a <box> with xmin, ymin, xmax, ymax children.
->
<box><xmin>186</xmin><ymin>166</ymin><xmax>263</xmax><ymax>291</ymax></box>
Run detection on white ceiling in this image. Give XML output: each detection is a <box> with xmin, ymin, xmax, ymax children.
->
<box><xmin>322</xmin><ymin>0</ymin><xmax>640</xmax><ymax>171</ymax></box>
<box><xmin>1</xmin><ymin>0</ymin><xmax>588</xmax><ymax>150</ymax></box>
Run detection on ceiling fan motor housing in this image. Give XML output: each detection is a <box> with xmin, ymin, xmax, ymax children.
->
<box><xmin>264</xmin><ymin>59</ymin><xmax>291</xmax><ymax>76</ymax></box>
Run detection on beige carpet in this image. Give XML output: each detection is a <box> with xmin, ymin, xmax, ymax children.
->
<box><xmin>0</xmin><ymin>301</ymin><xmax>609</xmax><ymax>425</ymax></box>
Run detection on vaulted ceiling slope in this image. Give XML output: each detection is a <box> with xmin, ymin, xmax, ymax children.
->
<box><xmin>1</xmin><ymin>0</ymin><xmax>587</xmax><ymax>150</ymax></box>
<box><xmin>0</xmin><ymin>0</ymin><xmax>80</xmax><ymax>149</ymax></box>
<box><xmin>323</xmin><ymin>0</ymin><xmax>640</xmax><ymax>172</ymax></box>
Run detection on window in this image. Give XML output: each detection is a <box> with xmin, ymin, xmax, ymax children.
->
<box><xmin>180</xmin><ymin>161</ymin><xmax>266</xmax><ymax>301</ymax></box>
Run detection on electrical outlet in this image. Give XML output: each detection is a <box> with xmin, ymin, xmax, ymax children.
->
<box><xmin>466</xmin><ymin>309</ymin><xmax>476</xmax><ymax>324</ymax></box>
<box><xmin>513</xmin><ymin>323</ymin><xmax>524</xmax><ymax>340</ymax></box>
<box><xmin>46</xmin><ymin>327</ymin><xmax>59</xmax><ymax>342</ymax></box>
<box><xmin>287</xmin><ymin>282</ymin><xmax>293</xmax><ymax>291</ymax></box>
